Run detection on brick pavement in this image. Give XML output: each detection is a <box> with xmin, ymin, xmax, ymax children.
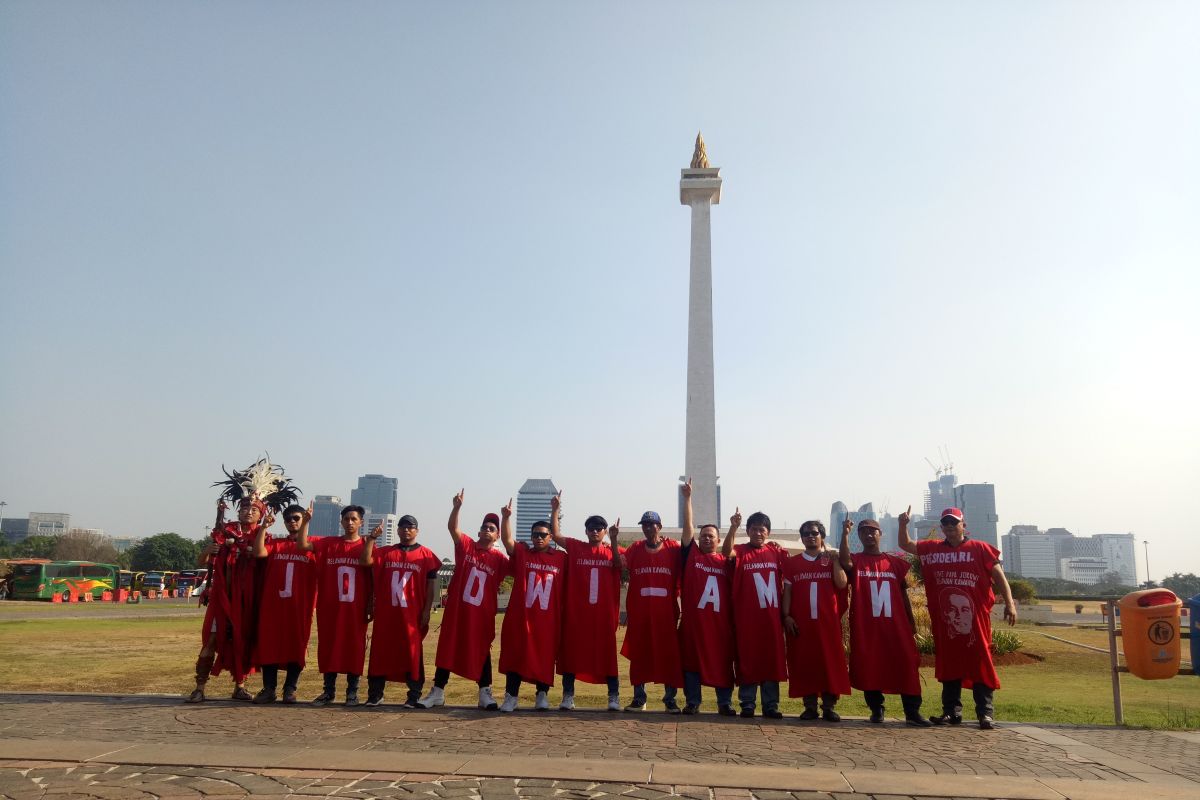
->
<box><xmin>0</xmin><ymin>694</ymin><xmax>1195</xmax><ymax>800</ymax></box>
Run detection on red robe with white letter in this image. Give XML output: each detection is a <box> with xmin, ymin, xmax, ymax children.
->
<box><xmin>434</xmin><ymin>533</ymin><xmax>509</xmax><ymax>681</ymax></box>
<box><xmin>499</xmin><ymin>543</ymin><xmax>566</xmax><ymax>686</ymax></box>
<box><xmin>847</xmin><ymin>552</ymin><xmax>921</xmax><ymax>695</ymax></box>
<box><xmin>314</xmin><ymin>536</ymin><xmax>370</xmax><ymax>675</ymax></box>
<box><xmin>782</xmin><ymin>553</ymin><xmax>850</xmax><ymax>697</ymax></box>
<box><xmin>557</xmin><ymin>538</ymin><xmax>622</xmax><ymax>684</ymax></box>
<box><xmin>917</xmin><ymin>537</ymin><xmax>1001</xmax><ymax>689</ymax></box>
<box><xmin>730</xmin><ymin>542</ymin><xmax>788</xmax><ymax>684</ymax></box>
<box><xmin>678</xmin><ymin>544</ymin><xmax>735</xmax><ymax>688</ymax></box>
<box><xmin>254</xmin><ymin>535</ymin><xmax>318</xmax><ymax>667</ymax></box>
<box><xmin>621</xmin><ymin>538</ymin><xmax>683</xmax><ymax>688</ymax></box>
<box><xmin>368</xmin><ymin>543</ymin><xmax>441</xmax><ymax>682</ymax></box>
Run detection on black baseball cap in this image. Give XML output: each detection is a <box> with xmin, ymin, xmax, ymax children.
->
<box><xmin>398</xmin><ymin>515</ymin><xmax>418</xmax><ymax>528</ymax></box>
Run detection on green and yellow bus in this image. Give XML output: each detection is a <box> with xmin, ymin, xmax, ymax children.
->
<box><xmin>11</xmin><ymin>561</ymin><xmax>120</xmax><ymax>601</ymax></box>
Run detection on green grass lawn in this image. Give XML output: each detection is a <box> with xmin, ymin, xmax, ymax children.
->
<box><xmin>1</xmin><ymin>608</ymin><xmax>1196</xmax><ymax>728</ymax></box>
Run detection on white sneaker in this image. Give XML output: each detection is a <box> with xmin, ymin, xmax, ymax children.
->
<box><xmin>499</xmin><ymin>693</ymin><xmax>519</xmax><ymax>713</ymax></box>
<box><xmin>559</xmin><ymin>693</ymin><xmax>575</xmax><ymax>711</ymax></box>
<box><xmin>417</xmin><ymin>686</ymin><xmax>445</xmax><ymax>708</ymax></box>
<box><xmin>607</xmin><ymin>693</ymin><xmax>621</xmax><ymax>711</ymax></box>
<box><xmin>534</xmin><ymin>691</ymin><xmax>550</xmax><ymax>711</ymax></box>
<box><xmin>478</xmin><ymin>686</ymin><xmax>498</xmax><ymax>710</ymax></box>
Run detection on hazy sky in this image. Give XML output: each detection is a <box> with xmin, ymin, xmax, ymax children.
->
<box><xmin>2</xmin><ymin>2</ymin><xmax>1197</xmax><ymax>575</ymax></box>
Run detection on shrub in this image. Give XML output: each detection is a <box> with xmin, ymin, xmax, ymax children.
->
<box><xmin>991</xmin><ymin>629</ymin><xmax>1024</xmax><ymax>656</ymax></box>
<box><xmin>1009</xmin><ymin>578</ymin><xmax>1036</xmax><ymax>604</ymax></box>
<box><xmin>916</xmin><ymin>633</ymin><xmax>936</xmax><ymax>654</ymax></box>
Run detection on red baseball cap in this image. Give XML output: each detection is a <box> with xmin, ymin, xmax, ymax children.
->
<box><xmin>940</xmin><ymin>507</ymin><xmax>964</xmax><ymax>522</ymax></box>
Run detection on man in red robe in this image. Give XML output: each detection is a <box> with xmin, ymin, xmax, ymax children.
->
<box><xmin>781</xmin><ymin>520</ymin><xmax>850</xmax><ymax>721</ymax></box>
<box><xmin>302</xmin><ymin>504</ymin><xmax>371</xmax><ymax>706</ymax></box>
<box><xmin>550</xmin><ymin>491</ymin><xmax>623</xmax><ymax>711</ymax></box>
<box><xmin>839</xmin><ymin>517</ymin><xmax>931</xmax><ymax>726</ymax></box>
<box><xmin>252</xmin><ymin>502</ymin><xmax>319</xmax><ymax>704</ymax></box>
<box><xmin>187</xmin><ymin>498</ymin><xmax>262</xmax><ymax>703</ymax></box>
<box><xmin>723</xmin><ymin>509</ymin><xmax>787</xmax><ymax>718</ymax></box>
<box><xmin>498</xmin><ymin>501</ymin><xmax>566</xmax><ymax>712</ymax></box>
<box><xmin>900</xmin><ymin>506</ymin><xmax>1017</xmax><ymax>730</ymax></box>
<box><xmin>621</xmin><ymin>508</ymin><xmax>683</xmax><ymax>712</ymax></box>
<box><xmin>418</xmin><ymin>490</ymin><xmax>510</xmax><ymax>710</ymax></box>
<box><xmin>361</xmin><ymin>514</ymin><xmax>441</xmax><ymax>708</ymax></box>
<box><xmin>677</xmin><ymin>479</ymin><xmax>735</xmax><ymax>715</ymax></box>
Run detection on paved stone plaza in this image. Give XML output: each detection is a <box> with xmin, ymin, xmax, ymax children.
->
<box><xmin>0</xmin><ymin>694</ymin><xmax>1196</xmax><ymax>799</ymax></box>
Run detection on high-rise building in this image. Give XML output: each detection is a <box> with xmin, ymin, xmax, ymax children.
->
<box><xmin>924</xmin><ymin>475</ymin><xmax>957</xmax><ymax>519</ymax></box>
<box><xmin>1001</xmin><ymin>526</ymin><xmax>1137</xmax><ymax>585</ymax></box>
<box><xmin>29</xmin><ymin>512</ymin><xmax>70</xmax><ymax>536</ymax></box>
<box><xmin>954</xmin><ymin>484</ymin><xmax>999</xmax><ymax>549</ymax></box>
<box><xmin>830</xmin><ymin>501</ymin><xmax>880</xmax><ymax>553</ymax></box>
<box><xmin>350</xmin><ymin>474</ymin><xmax>397</xmax><ymax>516</ymax></box>
<box><xmin>516</xmin><ymin>479</ymin><xmax>558</xmax><ymax>544</ymax></box>
<box><xmin>1001</xmin><ymin>525</ymin><xmax>1072</xmax><ymax>578</ymax></box>
<box><xmin>1</xmin><ymin>518</ymin><xmax>30</xmax><ymax>545</ymax></box>
<box><xmin>311</xmin><ymin>495</ymin><xmax>343</xmax><ymax>538</ymax></box>
<box><xmin>364</xmin><ymin>513</ymin><xmax>399</xmax><ymax>547</ymax></box>
<box><xmin>1095</xmin><ymin>533</ymin><xmax>1137</xmax><ymax>586</ymax></box>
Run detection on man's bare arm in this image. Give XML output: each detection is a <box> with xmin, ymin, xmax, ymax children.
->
<box><xmin>722</xmin><ymin>507</ymin><xmax>742</xmax><ymax>558</ymax></box>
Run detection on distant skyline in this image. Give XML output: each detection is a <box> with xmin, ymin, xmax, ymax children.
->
<box><xmin>2</xmin><ymin>3</ymin><xmax>1196</xmax><ymax>576</ymax></box>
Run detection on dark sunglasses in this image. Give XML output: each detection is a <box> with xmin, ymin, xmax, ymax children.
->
<box><xmin>530</xmin><ymin>531</ymin><xmax>550</xmax><ymax>539</ymax></box>
<box><xmin>285</xmin><ymin>515</ymin><xmax>303</xmax><ymax>522</ymax></box>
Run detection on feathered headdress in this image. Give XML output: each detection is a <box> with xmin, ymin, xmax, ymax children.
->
<box><xmin>212</xmin><ymin>456</ymin><xmax>302</xmax><ymax>514</ymax></box>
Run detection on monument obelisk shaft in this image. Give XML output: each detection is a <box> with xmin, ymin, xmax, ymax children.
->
<box><xmin>680</xmin><ymin>133</ymin><xmax>722</xmax><ymax>526</ymax></box>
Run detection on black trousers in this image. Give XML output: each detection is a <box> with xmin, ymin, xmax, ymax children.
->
<box><xmin>367</xmin><ymin>675</ymin><xmax>424</xmax><ymax>704</ymax></box>
<box><xmin>260</xmin><ymin>663</ymin><xmax>302</xmax><ymax>693</ymax></box>
<box><xmin>505</xmin><ymin>672</ymin><xmax>551</xmax><ymax>696</ymax></box>
<box><xmin>802</xmin><ymin>692</ymin><xmax>839</xmax><ymax>710</ymax></box>
<box><xmin>941</xmin><ymin>680</ymin><xmax>995</xmax><ymax>718</ymax></box>
<box><xmin>864</xmin><ymin>690</ymin><xmax>922</xmax><ymax>716</ymax></box>
<box><xmin>323</xmin><ymin>672</ymin><xmax>360</xmax><ymax>694</ymax></box>
<box><xmin>434</xmin><ymin>656</ymin><xmax>491</xmax><ymax>689</ymax></box>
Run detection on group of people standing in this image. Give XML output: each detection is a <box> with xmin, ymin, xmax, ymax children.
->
<box><xmin>187</xmin><ymin>478</ymin><xmax>1017</xmax><ymax>730</ymax></box>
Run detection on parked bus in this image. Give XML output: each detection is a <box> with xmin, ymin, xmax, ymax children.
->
<box><xmin>174</xmin><ymin>569</ymin><xmax>208</xmax><ymax>597</ymax></box>
<box><xmin>142</xmin><ymin>571</ymin><xmax>179</xmax><ymax>593</ymax></box>
<box><xmin>119</xmin><ymin>570</ymin><xmax>145</xmax><ymax>593</ymax></box>
<box><xmin>11</xmin><ymin>561</ymin><xmax>120</xmax><ymax>601</ymax></box>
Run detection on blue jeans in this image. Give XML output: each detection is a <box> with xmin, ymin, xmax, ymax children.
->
<box><xmin>738</xmin><ymin>681</ymin><xmax>780</xmax><ymax>713</ymax></box>
<box><xmin>632</xmin><ymin>683</ymin><xmax>679</xmax><ymax>705</ymax></box>
<box><xmin>683</xmin><ymin>671</ymin><xmax>733</xmax><ymax>707</ymax></box>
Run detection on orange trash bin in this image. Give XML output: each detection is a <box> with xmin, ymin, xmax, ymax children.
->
<box><xmin>1119</xmin><ymin>589</ymin><xmax>1182</xmax><ymax>680</ymax></box>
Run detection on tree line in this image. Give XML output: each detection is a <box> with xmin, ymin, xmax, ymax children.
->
<box><xmin>0</xmin><ymin>531</ymin><xmax>201</xmax><ymax>572</ymax></box>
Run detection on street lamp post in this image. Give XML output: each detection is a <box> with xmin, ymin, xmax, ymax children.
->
<box><xmin>0</xmin><ymin>501</ymin><xmax>7</xmax><ymax>543</ymax></box>
<box><xmin>1143</xmin><ymin>539</ymin><xmax>1151</xmax><ymax>586</ymax></box>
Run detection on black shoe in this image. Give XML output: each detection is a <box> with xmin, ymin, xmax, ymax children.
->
<box><xmin>231</xmin><ymin>687</ymin><xmax>254</xmax><ymax>702</ymax></box>
<box><xmin>740</xmin><ymin>708</ymin><xmax>755</xmax><ymax>718</ymax></box>
<box><xmin>906</xmin><ymin>714</ymin><xmax>933</xmax><ymax>728</ymax></box>
<box><xmin>402</xmin><ymin>698</ymin><xmax>421</xmax><ymax>709</ymax></box>
<box><xmin>822</xmin><ymin>709</ymin><xmax>841</xmax><ymax>722</ymax></box>
<box><xmin>979</xmin><ymin>716</ymin><xmax>996</xmax><ymax>730</ymax></box>
<box><xmin>929</xmin><ymin>713</ymin><xmax>962</xmax><ymax>726</ymax></box>
<box><xmin>624</xmin><ymin>699</ymin><xmax>647</xmax><ymax>712</ymax></box>
<box><xmin>344</xmin><ymin>692</ymin><xmax>359</xmax><ymax>707</ymax></box>
<box><xmin>869</xmin><ymin>707</ymin><xmax>884</xmax><ymax>723</ymax></box>
<box><xmin>282</xmin><ymin>689</ymin><xmax>298</xmax><ymax>704</ymax></box>
<box><xmin>681</xmin><ymin>703</ymin><xmax>699</xmax><ymax>715</ymax></box>
<box><xmin>363</xmin><ymin>694</ymin><xmax>384</xmax><ymax>708</ymax></box>
<box><xmin>798</xmin><ymin>708</ymin><xmax>819</xmax><ymax>721</ymax></box>
<box><xmin>664</xmin><ymin>699</ymin><xmax>682</xmax><ymax>714</ymax></box>
<box><xmin>763</xmin><ymin>708</ymin><xmax>783</xmax><ymax>720</ymax></box>
<box><xmin>311</xmin><ymin>692</ymin><xmax>334</xmax><ymax>707</ymax></box>
<box><xmin>252</xmin><ymin>689</ymin><xmax>277</xmax><ymax>705</ymax></box>
<box><xmin>717</xmin><ymin>705</ymin><xmax>737</xmax><ymax>717</ymax></box>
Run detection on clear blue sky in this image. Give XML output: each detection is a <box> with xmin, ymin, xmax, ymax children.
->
<box><xmin>2</xmin><ymin>2</ymin><xmax>1197</xmax><ymax>574</ymax></box>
